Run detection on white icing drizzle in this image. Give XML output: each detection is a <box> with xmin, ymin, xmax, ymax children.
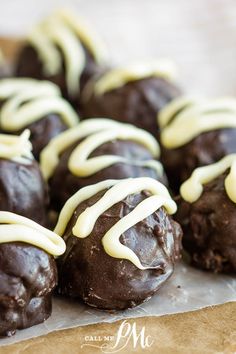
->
<box><xmin>0</xmin><ymin>211</ymin><xmax>66</xmax><ymax>256</ymax></box>
<box><xmin>159</xmin><ymin>96</ymin><xmax>236</xmax><ymax>148</ymax></box>
<box><xmin>55</xmin><ymin>177</ymin><xmax>177</xmax><ymax>270</ymax></box>
<box><xmin>0</xmin><ymin>129</ymin><xmax>33</xmax><ymax>163</ymax></box>
<box><xmin>0</xmin><ymin>79</ymin><xmax>78</xmax><ymax>131</ymax></box>
<box><xmin>28</xmin><ymin>9</ymin><xmax>107</xmax><ymax>96</ymax></box>
<box><xmin>40</xmin><ymin>118</ymin><xmax>162</xmax><ymax>181</ymax></box>
<box><xmin>180</xmin><ymin>154</ymin><xmax>236</xmax><ymax>203</ymax></box>
<box><xmin>93</xmin><ymin>60</ymin><xmax>177</xmax><ymax>96</ymax></box>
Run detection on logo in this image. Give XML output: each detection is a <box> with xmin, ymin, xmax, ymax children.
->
<box><xmin>81</xmin><ymin>319</ymin><xmax>154</xmax><ymax>353</ymax></box>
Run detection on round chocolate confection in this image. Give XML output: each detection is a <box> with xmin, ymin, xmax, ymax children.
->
<box><xmin>15</xmin><ymin>10</ymin><xmax>107</xmax><ymax>109</ymax></box>
<box><xmin>0</xmin><ymin>79</ymin><xmax>78</xmax><ymax>160</ymax></box>
<box><xmin>57</xmin><ymin>188</ymin><xmax>182</xmax><ymax>310</ymax></box>
<box><xmin>16</xmin><ymin>45</ymin><xmax>100</xmax><ymax>108</ymax></box>
<box><xmin>0</xmin><ymin>242</ymin><xmax>57</xmax><ymax>337</ymax></box>
<box><xmin>0</xmin><ymin>158</ymin><xmax>48</xmax><ymax>225</ymax></box>
<box><xmin>81</xmin><ymin>76</ymin><xmax>180</xmax><ymax>136</ymax></box>
<box><xmin>176</xmin><ymin>171</ymin><xmax>236</xmax><ymax>273</ymax></box>
<box><xmin>158</xmin><ymin>97</ymin><xmax>236</xmax><ymax>192</ymax></box>
<box><xmin>161</xmin><ymin>128</ymin><xmax>236</xmax><ymax>191</ymax></box>
<box><xmin>49</xmin><ymin>139</ymin><xmax>167</xmax><ymax>211</ymax></box>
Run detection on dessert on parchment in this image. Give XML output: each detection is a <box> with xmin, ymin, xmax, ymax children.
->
<box><xmin>0</xmin><ymin>130</ymin><xmax>48</xmax><ymax>225</ymax></box>
<box><xmin>176</xmin><ymin>154</ymin><xmax>236</xmax><ymax>273</ymax></box>
<box><xmin>55</xmin><ymin>177</ymin><xmax>182</xmax><ymax>310</ymax></box>
<box><xmin>0</xmin><ymin>78</ymin><xmax>78</xmax><ymax>160</ymax></box>
<box><xmin>0</xmin><ymin>212</ymin><xmax>65</xmax><ymax>337</ymax></box>
<box><xmin>40</xmin><ymin>118</ymin><xmax>167</xmax><ymax>210</ymax></box>
<box><xmin>15</xmin><ymin>9</ymin><xmax>107</xmax><ymax>109</ymax></box>
<box><xmin>81</xmin><ymin>61</ymin><xmax>181</xmax><ymax>135</ymax></box>
<box><xmin>159</xmin><ymin>96</ymin><xmax>236</xmax><ymax>191</ymax></box>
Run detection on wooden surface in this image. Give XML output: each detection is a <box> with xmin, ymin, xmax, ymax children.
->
<box><xmin>1</xmin><ymin>8</ymin><xmax>236</xmax><ymax>351</ymax></box>
<box><xmin>1</xmin><ymin>303</ymin><xmax>236</xmax><ymax>354</ymax></box>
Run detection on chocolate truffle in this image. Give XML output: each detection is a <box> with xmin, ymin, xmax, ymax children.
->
<box><xmin>55</xmin><ymin>177</ymin><xmax>182</xmax><ymax>310</ymax></box>
<box><xmin>81</xmin><ymin>61</ymin><xmax>181</xmax><ymax>135</ymax></box>
<box><xmin>40</xmin><ymin>118</ymin><xmax>167</xmax><ymax>210</ymax></box>
<box><xmin>0</xmin><ymin>78</ymin><xmax>78</xmax><ymax>160</ymax></box>
<box><xmin>15</xmin><ymin>9</ymin><xmax>107</xmax><ymax>108</ymax></box>
<box><xmin>0</xmin><ymin>211</ymin><xmax>65</xmax><ymax>337</ymax></box>
<box><xmin>176</xmin><ymin>154</ymin><xmax>236</xmax><ymax>273</ymax></box>
<box><xmin>0</xmin><ymin>130</ymin><xmax>48</xmax><ymax>225</ymax></box>
<box><xmin>158</xmin><ymin>96</ymin><xmax>236</xmax><ymax>191</ymax></box>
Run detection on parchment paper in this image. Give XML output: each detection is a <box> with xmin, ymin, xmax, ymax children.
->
<box><xmin>1</xmin><ymin>0</ymin><xmax>236</xmax><ymax>348</ymax></box>
<box><xmin>1</xmin><ymin>261</ymin><xmax>235</xmax><ymax>346</ymax></box>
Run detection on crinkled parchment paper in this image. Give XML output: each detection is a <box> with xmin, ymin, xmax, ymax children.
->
<box><xmin>1</xmin><ymin>261</ymin><xmax>236</xmax><ymax>346</ymax></box>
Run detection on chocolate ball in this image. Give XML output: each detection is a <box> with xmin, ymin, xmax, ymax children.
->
<box><xmin>16</xmin><ymin>44</ymin><xmax>101</xmax><ymax>109</ymax></box>
<box><xmin>0</xmin><ymin>158</ymin><xmax>48</xmax><ymax>225</ymax></box>
<box><xmin>49</xmin><ymin>139</ymin><xmax>167</xmax><ymax>211</ymax></box>
<box><xmin>176</xmin><ymin>171</ymin><xmax>236</xmax><ymax>273</ymax></box>
<box><xmin>161</xmin><ymin>128</ymin><xmax>236</xmax><ymax>192</ymax></box>
<box><xmin>81</xmin><ymin>76</ymin><xmax>181</xmax><ymax>135</ymax></box>
<box><xmin>0</xmin><ymin>242</ymin><xmax>57</xmax><ymax>337</ymax></box>
<box><xmin>57</xmin><ymin>189</ymin><xmax>182</xmax><ymax>310</ymax></box>
<box><xmin>0</xmin><ymin>78</ymin><xmax>79</xmax><ymax>160</ymax></box>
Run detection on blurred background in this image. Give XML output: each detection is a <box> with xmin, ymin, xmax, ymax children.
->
<box><xmin>0</xmin><ymin>0</ymin><xmax>236</xmax><ymax>95</ymax></box>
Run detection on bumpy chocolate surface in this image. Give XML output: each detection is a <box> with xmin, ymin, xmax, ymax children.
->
<box><xmin>81</xmin><ymin>77</ymin><xmax>180</xmax><ymax>136</ymax></box>
<box><xmin>176</xmin><ymin>172</ymin><xmax>236</xmax><ymax>273</ymax></box>
<box><xmin>49</xmin><ymin>139</ymin><xmax>167</xmax><ymax>211</ymax></box>
<box><xmin>0</xmin><ymin>158</ymin><xmax>48</xmax><ymax>225</ymax></box>
<box><xmin>160</xmin><ymin>128</ymin><xmax>236</xmax><ymax>192</ymax></box>
<box><xmin>0</xmin><ymin>242</ymin><xmax>57</xmax><ymax>337</ymax></box>
<box><xmin>16</xmin><ymin>45</ymin><xmax>102</xmax><ymax>108</ymax></box>
<box><xmin>57</xmin><ymin>190</ymin><xmax>182</xmax><ymax>310</ymax></box>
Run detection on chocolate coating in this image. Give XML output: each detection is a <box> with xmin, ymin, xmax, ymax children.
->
<box><xmin>57</xmin><ymin>189</ymin><xmax>182</xmax><ymax>310</ymax></box>
<box><xmin>0</xmin><ymin>93</ymin><xmax>68</xmax><ymax>160</ymax></box>
<box><xmin>0</xmin><ymin>158</ymin><xmax>48</xmax><ymax>225</ymax></box>
<box><xmin>18</xmin><ymin>113</ymin><xmax>67</xmax><ymax>161</ymax></box>
<box><xmin>176</xmin><ymin>171</ymin><xmax>236</xmax><ymax>273</ymax></box>
<box><xmin>81</xmin><ymin>77</ymin><xmax>181</xmax><ymax>135</ymax></box>
<box><xmin>0</xmin><ymin>242</ymin><xmax>57</xmax><ymax>336</ymax></box>
<box><xmin>49</xmin><ymin>139</ymin><xmax>167</xmax><ymax>211</ymax></box>
<box><xmin>16</xmin><ymin>45</ymin><xmax>102</xmax><ymax>109</ymax></box>
<box><xmin>161</xmin><ymin>128</ymin><xmax>236</xmax><ymax>192</ymax></box>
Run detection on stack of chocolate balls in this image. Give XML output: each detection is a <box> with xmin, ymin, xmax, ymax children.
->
<box><xmin>0</xmin><ymin>7</ymin><xmax>235</xmax><ymax>338</ymax></box>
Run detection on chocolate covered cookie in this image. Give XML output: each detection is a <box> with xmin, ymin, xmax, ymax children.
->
<box><xmin>56</xmin><ymin>177</ymin><xmax>182</xmax><ymax>310</ymax></box>
<box><xmin>159</xmin><ymin>96</ymin><xmax>236</xmax><ymax>191</ymax></box>
<box><xmin>16</xmin><ymin>9</ymin><xmax>107</xmax><ymax>108</ymax></box>
<box><xmin>0</xmin><ymin>78</ymin><xmax>78</xmax><ymax>159</ymax></box>
<box><xmin>81</xmin><ymin>61</ymin><xmax>180</xmax><ymax>135</ymax></box>
<box><xmin>0</xmin><ymin>211</ymin><xmax>65</xmax><ymax>337</ymax></box>
<box><xmin>176</xmin><ymin>154</ymin><xmax>236</xmax><ymax>273</ymax></box>
<box><xmin>40</xmin><ymin>119</ymin><xmax>167</xmax><ymax>210</ymax></box>
<box><xmin>0</xmin><ymin>130</ymin><xmax>48</xmax><ymax>225</ymax></box>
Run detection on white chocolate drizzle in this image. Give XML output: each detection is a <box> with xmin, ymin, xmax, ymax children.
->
<box><xmin>93</xmin><ymin>60</ymin><xmax>177</xmax><ymax>95</ymax></box>
<box><xmin>0</xmin><ymin>211</ymin><xmax>66</xmax><ymax>256</ymax></box>
<box><xmin>159</xmin><ymin>96</ymin><xmax>236</xmax><ymax>148</ymax></box>
<box><xmin>40</xmin><ymin>118</ymin><xmax>162</xmax><ymax>181</ymax></box>
<box><xmin>55</xmin><ymin>177</ymin><xmax>177</xmax><ymax>269</ymax></box>
<box><xmin>180</xmin><ymin>154</ymin><xmax>236</xmax><ymax>204</ymax></box>
<box><xmin>28</xmin><ymin>9</ymin><xmax>107</xmax><ymax>96</ymax></box>
<box><xmin>0</xmin><ymin>79</ymin><xmax>78</xmax><ymax>131</ymax></box>
<box><xmin>0</xmin><ymin>129</ymin><xmax>33</xmax><ymax>163</ymax></box>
